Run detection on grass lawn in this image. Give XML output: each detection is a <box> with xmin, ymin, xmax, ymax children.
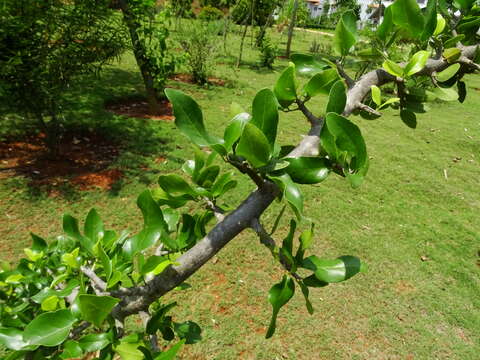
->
<box><xmin>1</xmin><ymin>23</ymin><xmax>479</xmax><ymax>359</ymax></box>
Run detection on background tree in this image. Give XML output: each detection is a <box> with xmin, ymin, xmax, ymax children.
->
<box><xmin>0</xmin><ymin>0</ymin><xmax>479</xmax><ymax>358</ymax></box>
<box><xmin>0</xmin><ymin>0</ymin><xmax>127</xmax><ymax>155</ymax></box>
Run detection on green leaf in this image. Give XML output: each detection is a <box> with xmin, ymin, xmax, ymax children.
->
<box><xmin>382</xmin><ymin>59</ymin><xmax>404</xmax><ymax>77</ymax></box>
<box><xmin>77</xmin><ymin>295</ymin><xmax>120</xmax><ymax>327</ymax></box>
<box><xmin>421</xmin><ymin>0</ymin><xmax>438</xmax><ymax>41</ymax></box>
<box><xmin>321</xmin><ymin>113</ymin><xmax>368</xmax><ymax>179</ymax></box>
<box><xmin>274</xmin><ymin>63</ymin><xmax>297</xmax><ymax>107</ymax></box>
<box><xmin>158</xmin><ymin>175</ymin><xmax>196</xmax><ymax>197</ymax></box>
<box><xmin>303</xmin><ymin>274</ymin><xmax>329</xmax><ymax>288</ymax></box>
<box><xmin>436</xmin><ymin>63</ymin><xmax>460</xmax><ymax>82</ymax></box>
<box><xmin>377</xmin><ymin>5</ymin><xmax>394</xmax><ymax>42</ymax></box>
<box><xmin>23</xmin><ymin>310</ymin><xmax>76</xmax><ymax>347</ymax></box>
<box><xmin>370</xmin><ymin>85</ymin><xmax>381</xmax><ymax>106</ymax></box>
<box><xmin>302</xmin><ymin>255</ymin><xmax>362</xmax><ymax>283</ymax></box>
<box><xmin>95</xmin><ymin>243</ymin><xmax>112</xmax><ymax>282</ymax></box>
<box><xmin>116</xmin><ymin>341</ymin><xmax>144</xmax><ymax>360</ymax></box>
<box><xmin>31</xmin><ymin>280</ymin><xmax>79</xmax><ymax>304</ymax></box>
<box><xmin>400</xmin><ymin>109</ymin><xmax>417</xmax><ymax>128</ymax></box>
<box><xmin>174</xmin><ymin>321</ymin><xmax>202</xmax><ymax>344</ymax></box>
<box><xmin>141</xmin><ymin>256</ymin><xmax>172</xmax><ymax>276</ymax></box>
<box><xmin>0</xmin><ymin>327</ymin><xmax>35</xmax><ymax>351</ymax></box>
<box><xmin>78</xmin><ymin>333</ymin><xmax>110</xmax><ymax>353</ymax></box>
<box><xmin>284</xmin><ymin>157</ymin><xmax>330</xmax><ymax>184</ymax></box>
<box><xmin>433</xmin><ymin>14</ymin><xmax>446</xmax><ymax>36</ymax></box>
<box><xmin>432</xmin><ymin>87</ymin><xmax>459</xmax><ymax>101</ymax></box>
<box><xmin>223</xmin><ymin>112</ymin><xmax>250</xmax><ymax>151</ymax></box>
<box><xmin>282</xmin><ymin>219</ymin><xmax>297</xmax><ymax>255</ymax></box>
<box><xmin>390</xmin><ymin>0</ymin><xmax>425</xmax><ymax>37</ymax></box>
<box><xmin>266</xmin><ymin>275</ymin><xmax>295</xmax><ymax>338</ymax></box>
<box><xmin>290</xmin><ymin>54</ymin><xmax>328</xmax><ymax>77</ymax></box>
<box><xmin>154</xmin><ymin>340</ymin><xmax>185</xmax><ymax>360</ymax></box>
<box><xmin>326</xmin><ymin>80</ymin><xmax>347</xmax><ymax>114</ymax></box>
<box><xmin>297</xmin><ymin>280</ymin><xmax>314</xmax><ymax>315</ymax></box>
<box><xmin>296</xmin><ymin>223</ymin><xmax>314</xmax><ymax>263</ymax></box>
<box><xmin>270</xmin><ymin>174</ymin><xmax>303</xmax><ymax>220</ymax></box>
<box><xmin>30</xmin><ymin>233</ymin><xmax>47</xmax><ymax>252</ymax></box>
<box><xmin>443</xmin><ymin>35</ymin><xmax>465</xmax><ymax>48</ymax></box>
<box><xmin>443</xmin><ymin>48</ymin><xmax>462</xmax><ymax>63</ymax></box>
<box><xmin>304</xmin><ymin>69</ymin><xmax>339</xmax><ymax>97</ymax></box>
<box><xmin>378</xmin><ymin>97</ymin><xmax>400</xmax><ymax>110</ymax></box>
<box><xmin>60</xmin><ymin>340</ymin><xmax>83</xmax><ymax>360</ymax></box>
<box><xmin>453</xmin><ymin>0</ymin><xmax>476</xmax><ymax>10</ymax></box>
<box><xmin>84</xmin><ymin>209</ymin><xmax>104</xmax><ymax>244</ymax></box>
<box><xmin>251</xmin><ymin>88</ymin><xmax>279</xmax><ymax>147</ymax></box>
<box><xmin>404</xmin><ymin>50</ymin><xmax>430</xmax><ymax>76</ymax></box>
<box><xmin>236</xmin><ymin>122</ymin><xmax>271</xmax><ymax>168</ymax></box>
<box><xmin>165</xmin><ymin>89</ymin><xmax>215</xmax><ymax>147</ymax></box>
<box><xmin>334</xmin><ymin>10</ymin><xmax>358</xmax><ymax>56</ymax></box>
<box><xmin>41</xmin><ymin>296</ymin><xmax>59</xmax><ymax>311</ymax></box>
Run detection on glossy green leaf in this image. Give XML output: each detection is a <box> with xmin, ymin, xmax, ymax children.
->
<box><xmin>96</xmin><ymin>243</ymin><xmax>112</xmax><ymax>282</ymax></box>
<box><xmin>443</xmin><ymin>35</ymin><xmax>465</xmax><ymax>48</ymax></box>
<box><xmin>141</xmin><ymin>256</ymin><xmax>172</xmax><ymax>276</ymax></box>
<box><xmin>31</xmin><ymin>280</ymin><xmax>79</xmax><ymax>304</ymax></box>
<box><xmin>290</xmin><ymin>54</ymin><xmax>329</xmax><ymax>76</ymax></box>
<box><xmin>41</xmin><ymin>296</ymin><xmax>59</xmax><ymax>311</ymax></box>
<box><xmin>432</xmin><ymin>87</ymin><xmax>459</xmax><ymax>101</ymax></box>
<box><xmin>377</xmin><ymin>5</ymin><xmax>394</xmax><ymax>42</ymax></box>
<box><xmin>302</xmin><ymin>255</ymin><xmax>362</xmax><ymax>283</ymax></box>
<box><xmin>378</xmin><ymin>97</ymin><xmax>400</xmax><ymax>110</ymax></box>
<box><xmin>457</xmin><ymin>17</ymin><xmax>480</xmax><ymax>32</ymax></box>
<box><xmin>60</xmin><ymin>340</ymin><xmax>83</xmax><ymax>360</ymax></box>
<box><xmin>298</xmin><ymin>280</ymin><xmax>314</xmax><ymax>315</ymax></box>
<box><xmin>326</xmin><ymin>80</ymin><xmax>347</xmax><ymax>114</ymax></box>
<box><xmin>282</xmin><ymin>219</ymin><xmax>296</xmax><ymax>255</ymax></box>
<box><xmin>174</xmin><ymin>321</ymin><xmax>202</xmax><ymax>344</ymax></box>
<box><xmin>236</xmin><ymin>122</ymin><xmax>271</xmax><ymax>168</ymax></box>
<box><xmin>84</xmin><ymin>209</ymin><xmax>104</xmax><ymax>244</ymax></box>
<box><xmin>154</xmin><ymin>340</ymin><xmax>185</xmax><ymax>360</ymax></box>
<box><xmin>251</xmin><ymin>88</ymin><xmax>279</xmax><ymax>147</ymax></box>
<box><xmin>382</xmin><ymin>59</ymin><xmax>404</xmax><ymax>77</ymax></box>
<box><xmin>77</xmin><ymin>295</ymin><xmax>120</xmax><ymax>327</ymax></box>
<box><xmin>370</xmin><ymin>85</ymin><xmax>381</xmax><ymax>106</ymax></box>
<box><xmin>270</xmin><ymin>173</ymin><xmax>303</xmax><ymax>220</ymax></box>
<box><xmin>391</xmin><ymin>0</ymin><xmax>425</xmax><ymax>37</ymax></box>
<box><xmin>296</xmin><ymin>223</ymin><xmax>314</xmax><ymax>263</ymax></box>
<box><xmin>304</xmin><ymin>69</ymin><xmax>339</xmax><ymax>97</ymax></box>
<box><xmin>421</xmin><ymin>0</ymin><xmax>437</xmax><ymax>41</ymax></box>
<box><xmin>443</xmin><ymin>48</ymin><xmax>461</xmax><ymax>63</ymax></box>
<box><xmin>165</xmin><ymin>89</ymin><xmax>216</xmax><ymax>147</ymax></box>
<box><xmin>434</xmin><ymin>14</ymin><xmax>446</xmax><ymax>36</ymax></box>
<box><xmin>78</xmin><ymin>333</ymin><xmax>110</xmax><ymax>353</ymax></box>
<box><xmin>284</xmin><ymin>157</ymin><xmax>330</xmax><ymax>184</ymax></box>
<box><xmin>195</xmin><ymin>165</ymin><xmax>220</xmax><ymax>188</ymax></box>
<box><xmin>211</xmin><ymin>172</ymin><xmax>237</xmax><ymax>197</ymax></box>
<box><xmin>334</xmin><ymin>10</ymin><xmax>358</xmax><ymax>56</ymax></box>
<box><xmin>274</xmin><ymin>63</ymin><xmax>297</xmax><ymax>107</ymax></box>
<box><xmin>400</xmin><ymin>109</ymin><xmax>417</xmax><ymax>128</ymax></box>
<box><xmin>404</xmin><ymin>50</ymin><xmax>430</xmax><ymax>76</ymax></box>
<box><xmin>303</xmin><ymin>274</ymin><xmax>329</xmax><ymax>288</ymax></box>
<box><xmin>223</xmin><ymin>112</ymin><xmax>251</xmax><ymax>151</ymax></box>
<box><xmin>158</xmin><ymin>175</ymin><xmax>196</xmax><ymax>197</ymax></box>
<box><xmin>266</xmin><ymin>275</ymin><xmax>295</xmax><ymax>338</ymax></box>
<box><xmin>116</xmin><ymin>341</ymin><xmax>144</xmax><ymax>360</ymax></box>
<box><xmin>0</xmin><ymin>327</ymin><xmax>35</xmax><ymax>351</ymax></box>
<box><xmin>23</xmin><ymin>310</ymin><xmax>76</xmax><ymax>347</ymax></box>
<box><xmin>30</xmin><ymin>233</ymin><xmax>47</xmax><ymax>252</ymax></box>
<box><xmin>436</xmin><ymin>63</ymin><xmax>460</xmax><ymax>82</ymax></box>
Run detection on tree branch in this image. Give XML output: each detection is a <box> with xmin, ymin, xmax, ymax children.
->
<box><xmin>80</xmin><ymin>266</ymin><xmax>108</xmax><ymax>295</ymax></box>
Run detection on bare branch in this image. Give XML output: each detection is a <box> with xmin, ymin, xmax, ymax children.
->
<box><xmin>357</xmin><ymin>103</ymin><xmax>381</xmax><ymax>116</ymax></box>
<box><xmin>80</xmin><ymin>265</ymin><xmax>107</xmax><ymax>295</ymax></box>
<box><xmin>205</xmin><ymin>198</ymin><xmax>226</xmax><ymax>223</ymax></box>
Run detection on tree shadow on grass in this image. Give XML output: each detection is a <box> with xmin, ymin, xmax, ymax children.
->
<box><xmin>0</xmin><ymin>67</ymin><xmax>177</xmax><ymax>200</ymax></box>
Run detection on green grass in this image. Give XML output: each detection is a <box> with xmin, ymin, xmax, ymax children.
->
<box><xmin>1</xmin><ymin>23</ymin><xmax>479</xmax><ymax>359</ymax></box>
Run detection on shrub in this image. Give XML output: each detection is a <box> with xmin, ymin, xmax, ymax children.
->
<box><xmin>259</xmin><ymin>36</ymin><xmax>277</xmax><ymax>69</ymax></box>
<box><xmin>198</xmin><ymin>5</ymin><xmax>224</xmax><ymax>21</ymax></box>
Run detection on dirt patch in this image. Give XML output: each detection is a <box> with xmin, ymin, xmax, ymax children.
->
<box><xmin>105</xmin><ymin>96</ymin><xmax>173</xmax><ymax>121</ymax></box>
<box><xmin>0</xmin><ymin>132</ymin><xmax>122</xmax><ymax>192</ymax></box>
<box><xmin>170</xmin><ymin>73</ymin><xmax>226</xmax><ymax>87</ymax></box>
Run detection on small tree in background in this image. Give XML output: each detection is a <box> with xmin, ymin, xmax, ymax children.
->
<box><xmin>0</xmin><ymin>0</ymin><xmax>127</xmax><ymax>155</ymax></box>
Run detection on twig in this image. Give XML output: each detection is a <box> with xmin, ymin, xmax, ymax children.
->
<box><xmin>296</xmin><ymin>98</ymin><xmax>322</xmax><ymax>127</ymax></box>
<box><xmin>69</xmin><ymin>321</ymin><xmax>91</xmax><ymax>339</ymax></box>
<box><xmin>140</xmin><ymin>311</ymin><xmax>159</xmax><ymax>352</ymax></box>
<box><xmin>80</xmin><ymin>266</ymin><xmax>107</xmax><ymax>295</ymax></box>
<box><xmin>336</xmin><ymin>60</ymin><xmax>355</xmax><ymax>89</ymax></box>
<box><xmin>205</xmin><ymin>198</ymin><xmax>226</xmax><ymax>222</ymax></box>
<box><xmin>357</xmin><ymin>103</ymin><xmax>381</xmax><ymax>116</ymax></box>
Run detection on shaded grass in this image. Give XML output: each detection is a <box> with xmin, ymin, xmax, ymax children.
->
<box><xmin>1</xmin><ymin>23</ymin><xmax>479</xmax><ymax>359</ymax></box>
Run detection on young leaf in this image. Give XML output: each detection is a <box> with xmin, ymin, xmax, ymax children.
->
<box><xmin>370</xmin><ymin>85</ymin><xmax>382</xmax><ymax>106</ymax></box>
<box><xmin>436</xmin><ymin>63</ymin><xmax>460</xmax><ymax>82</ymax></box>
<box><xmin>421</xmin><ymin>0</ymin><xmax>438</xmax><ymax>41</ymax></box>
<box><xmin>223</xmin><ymin>112</ymin><xmax>251</xmax><ymax>151</ymax></box>
<box><xmin>404</xmin><ymin>50</ymin><xmax>430</xmax><ymax>76</ymax></box>
<box><xmin>23</xmin><ymin>310</ymin><xmax>76</xmax><ymax>347</ymax></box>
<box><xmin>266</xmin><ymin>276</ymin><xmax>295</xmax><ymax>338</ymax></box>
<box><xmin>236</xmin><ymin>122</ymin><xmax>271</xmax><ymax>168</ymax></box>
<box><xmin>297</xmin><ymin>280</ymin><xmax>314</xmax><ymax>315</ymax></box>
<box><xmin>377</xmin><ymin>5</ymin><xmax>394</xmax><ymax>42</ymax></box>
<box><xmin>443</xmin><ymin>48</ymin><xmax>461</xmax><ymax>63</ymax></box>
<box><xmin>154</xmin><ymin>340</ymin><xmax>185</xmax><ymax>360</ymax></box>
<box><xmin>158</xmin><ymin>175</ymin><xmax>196</xmax><ymax>197</ymax></box>
<box><xmin>251</xmin><ymin>88</ymin><xmax>279</xmax><ymax>147</ymax></box>
<box><xmin>77</xmin><ymin>295</ymin><xmax>120</xmax><ymax>327</ymax></box>
<box><xmin>60</xmin><ymin>340</ymin><xmax>83</xmax><ymax>360</ymax></box>
<box><xmin>326</xmin><ymin>80</ymin><xmax>347</xmax><ymax>114</ymax></box>
<box><xmin>30</xmin><ymin>233</ymin><xmax>47</xmax><ymax>252</ymax></box>
<box><xmin>382</xmin><ymin>59</ymin><xmax>404</xmax><ymax>77</ymax></box>
<box><xmin>273</xmin><ymin>63</ymin><xmax>297</xmax><ymax>107</ymax></box>
<box><xmin>301</xmin><ymin>255</ymin><xmax>362</xmax><ymax>283</ymax></box>
<box><xmin>433</xmin><ymin>14</ymin><xmax>446</xmax><ymax>36</ymax></box>
<box><xmin>334</xmin><ymin>10</ymin><xmax>358</xmax><ymax>56</ymax></box>
<box><xmin>282</xmin><ymin>219</ymin><xmax>297</xmax><ymax>255</ymax></box>
<box><xmin>270</xmin><ymin>174</ymin><xmax>304</xmax><ymax>220</ymax></box>
<box><xmin>84</xmin><ymin>209</ymin><xmax>104</xmax><ymax>244</ymax></box>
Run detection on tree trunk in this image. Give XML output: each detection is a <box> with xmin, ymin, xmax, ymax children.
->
<box><xmin>118</xmin><ymin>0</ymin><xmax>163</xmax><ymax>114</ymax></box>
<box><xmin>286</xmin><ymin>0</ymin><xmax>300</xmax><ymax>58</ymax></box>
<box><xmin>236</xmin><ymin>22</ymin><xmax>249</xmax><ymax>68</ymax></box>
